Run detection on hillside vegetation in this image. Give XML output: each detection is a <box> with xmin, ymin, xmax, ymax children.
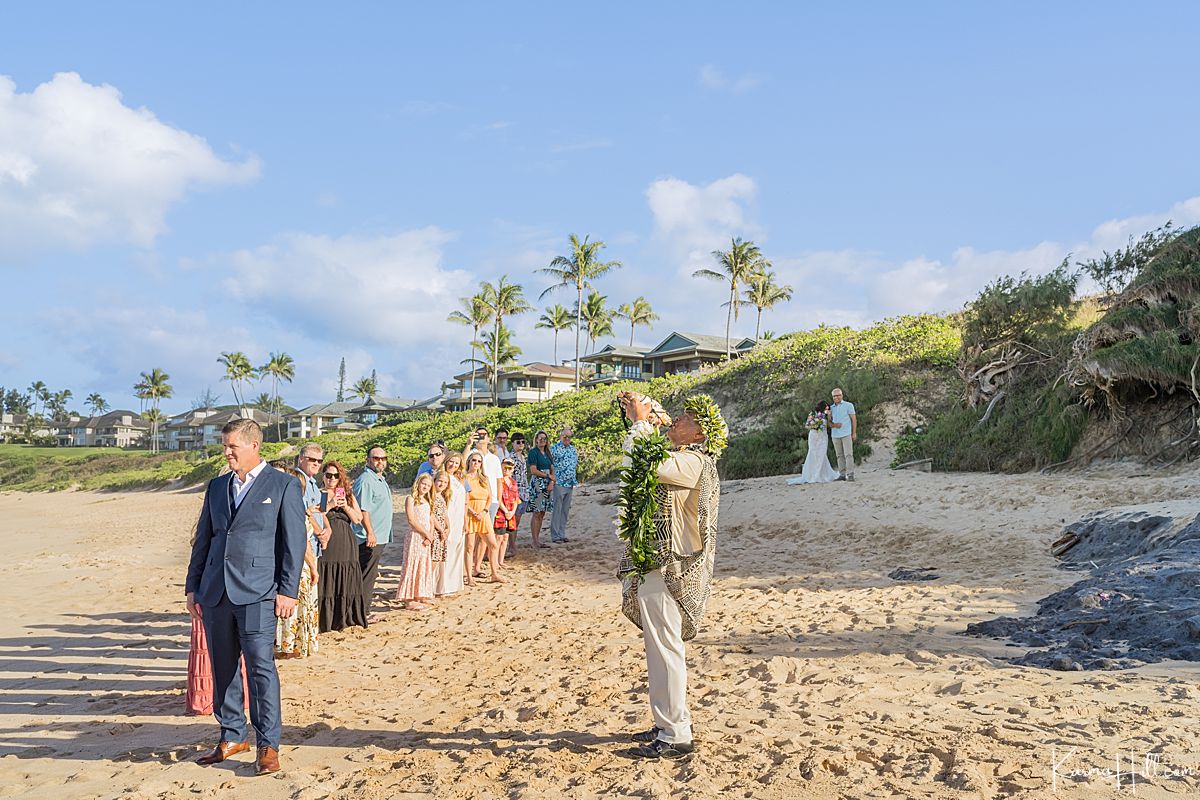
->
<box><xmin>186</xmin><ymin>314</ymin><xmax>961</xmax><ymax>486</ymax></box>
<box><xmin>7</xmin><ymin>221</ymin><xmax>1199</xmax><ymax>495</ymax></box>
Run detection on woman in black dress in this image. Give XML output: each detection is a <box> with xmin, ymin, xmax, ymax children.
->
<box><xmin>318</xmin><ymin>460</ymin><xmax>369</xmax><ymax>632</ymax></box>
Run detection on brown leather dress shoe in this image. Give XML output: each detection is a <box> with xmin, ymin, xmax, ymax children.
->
<box><xmin>255</xmin><ymin>745</ymin><xmax>281</xmax><ymax>776</ymax></box>
<box><xmin>196</xmin><ymin>740</ymin><xmax>250</xmax><ymax>764</ymax></box>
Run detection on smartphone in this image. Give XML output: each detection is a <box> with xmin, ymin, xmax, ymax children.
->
<box><xmin>334</xmin><ymin>487</ymin><xmax>346</xmax><ymax>501</ymax></box>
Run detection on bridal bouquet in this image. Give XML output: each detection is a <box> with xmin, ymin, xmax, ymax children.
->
<box><xmin>805</xmin><ymin>411</ymin><xmax>827</xmax><ymax>432</ymax></box>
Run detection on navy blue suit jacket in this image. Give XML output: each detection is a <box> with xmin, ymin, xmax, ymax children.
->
<box><xmin>186</xmin><ymin>464</ymin><xmax>307</xmax><ymax>607</ymax></box>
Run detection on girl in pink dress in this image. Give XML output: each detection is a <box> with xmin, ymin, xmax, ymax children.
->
<box><xmin>395</xmin><ymin>472</ymin><xmax>437</xmax><ymax>610</ymax></box>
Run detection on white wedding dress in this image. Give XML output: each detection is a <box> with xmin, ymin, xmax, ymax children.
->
<box><xmin>787</xmin><ymin>428</ymin><xmax>840</xmax><ymax>484</ymax></box>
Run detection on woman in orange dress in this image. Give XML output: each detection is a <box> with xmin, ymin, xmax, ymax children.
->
<box><xmin>464</xmin><ymin>451</ymin><xmax>505</xmax><ymax>584</ymax></box>
<box><xmin>463</xmin><ymin>451</ymin><xmax>501</xmax><ymax>585</ymax></box>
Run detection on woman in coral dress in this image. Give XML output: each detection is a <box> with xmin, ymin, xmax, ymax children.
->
<box><xmin>462</xmin><ymin>452</ymin><xmax>492</xmax><ymax>586</ymax></box>
<box><xmin>434</xmin><ymin>460</ymin><xmax>466</xmax><ymax>597</ymax></box>
<box><xmin>464</xmin><ymin>451</ymin><xmax>505</xmax><ymax>583</ymax></box>
<box><xmin>395</xmin><ymin>473</ymin><xmax>437</xmax><ymax>610</ymax></box>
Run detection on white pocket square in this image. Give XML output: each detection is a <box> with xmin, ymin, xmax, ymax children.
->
<box><xmin>261</xmin><ymin>497</ymin><xmax>272</xmax><ymax>504</ymax></box>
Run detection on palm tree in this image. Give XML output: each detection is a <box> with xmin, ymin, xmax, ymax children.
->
<box><xmin>540</xmin><ymin>234</ymin><xmax>622</xmax><ymax>389</ymax></box>
<box><xmin>479</xmin><ymin>275</ymin><xmax>533</xmax><ymax>403</ymax></box>
<box><xmin>27</xmin><ymin>381</ymin><xmax>47</xmax><ymax>418</ymax></box>
<box><xmin>535</xmin><ymin>304</ymin><xmax>575</xmax><ymax>364</ymax></box>
<box><xmin>258</xmin><ymin>351</ymin><xmax>295</xmax><ymax>440</ymax></box>
<box><xmin>575</xmin><ymin>290</ymin><xmax>615</xmax><ymax>354</ymax></box>
<box><xmin>137</xmin><ymin>368</ymin><xmax>172</xmax><ymax>453</ymax></box>
<box><xmin>350</xmin><ymin>376</ymin><xmax>378</xmax><ymax>400</ymax></box>
<box><xmin>743</xmin><ymin>269</ymin><xmax>794</xmax><ymax>341</ymax></box>
<box><xmin>86</xmin><ymin>393</ymin><xmax>109</xmax><ymax>415</ymax></box>
<box><xmin>693</xmin><ymin>237</ymin><xmax>770</xmax><ymax>359</ymax></box>
<box><xmin>448</xmin><ymin>292</ymin><xmax>494</xmax><ymax>410</ymax></box>
<box><xmin>615</xmin><ymin>296</ymin><xmax>660</xmax><ymax>347</ymax></box>
<box><xmin>143</xmin><ymin>408</ymin><xmax>165</xmax><ymax>452</ymax></box>
<box><xmin>252</xmin><ymin>392</ymin><xmax>274</xmax><ymax>410</ymax></box>
<box><xmin>464</xmin><ymin>324</ymin><xmax>522</xmax><ymax>391</ymax></box>
<box><xmin>218</xmin><ymin>352</ymin><xmax>255</xmax><ymax>413</ymax></box>
<box><xmin>47</xmin><ymin>389</ymin><xmax>73</xmax><ymax>419</ymax></box>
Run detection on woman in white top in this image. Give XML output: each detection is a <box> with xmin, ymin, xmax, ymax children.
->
<box><xmin>434</xmin><ymin>454</ymin><xmax>467</xmax><ymax>596</ymax></box>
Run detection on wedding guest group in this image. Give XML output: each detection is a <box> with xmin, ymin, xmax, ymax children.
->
<box><xmin>184</xmin><ymin>421</ymin><xmax>590</xmax><ymax>772</ymax></box>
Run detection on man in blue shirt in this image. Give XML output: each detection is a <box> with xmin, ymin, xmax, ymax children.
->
<box><xmin>549</xmin><ymin>427</ymin><xmax>578</xmax><ymax>543</ymax></box>
<box><xmin>416</xmin><ymin>441</ymin><xmax>446</xmax><ymax>478</ymax></box>
<box><xmin>829</xmin><ymin>387</ymin><xmax>857</xmax><ymax>481</ymax></box>
<box><xmin>294</xmin><ymin>444</ymin><xmax>328</xmax><ymax>552</ymax></box>
<box><xmin>352</xmin><ymin>446</ymin><xmax>393</xmax><ymax>613</ymax></box>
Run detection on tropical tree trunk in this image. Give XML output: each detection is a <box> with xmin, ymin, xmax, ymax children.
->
<box><xmin>630</xmin><ymin>322</ymin><xmax>635</xmax><ymax>346</ymax></box>
<box><xmin>756</xmin><ymin>308</ymin><xmax>763</xmax><ymax>341</ymax></box>
<box><xmin>492</xmin><ymin>317</ymin><xmax>501</xmax><ymax>405</ymax></box>
<box><xmin>553</xmin><ymin>330</ymin><xmax>559</xmax><ymax>363</ymax></box>
<box><xmin>469</xmin><ymin>327</ymin><xmax>478</xmax><ymax>410</ymax></box>
<box><xmin>574</xmin><ymin>284</ymin><xmax>583</xmax><ymax>389</ymax></box>
<box><xmin>725</xmin><ymin>285</ymin><xmax>735</xmax><ymax>359</ymax></box>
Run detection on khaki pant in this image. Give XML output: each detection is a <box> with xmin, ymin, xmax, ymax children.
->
<box><xmin>637</xmin><ymin>570</ymin><xmax>692</xmax><ymax>744</ymax></box>
<box><xmin>832</xmin><ymin>435</ymin><xmax>854</xmax><ymax>477</ymax></box>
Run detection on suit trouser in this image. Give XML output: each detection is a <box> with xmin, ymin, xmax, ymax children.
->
<box><xmin>637</xmin><ymin>570</ymin><xmax>692</xmax><ymax>744</ymax></box>
<box><xmin>359</xmin><ymin>541</ymin><xmax>387</xmax><ymax>603</ymax></box>
<box><xmin>549</xmin><ymin>485</ymin><xmax>573</xmax><ymax>542</ymax></box>
<box><xmin>202</xmin><ymin>592</ymin><xmax>282</xmax><ymax>749</ymax></box>
<box><xmin>832</xmin><ymin>435</ymin><xmax>854</xmax><ymax>477</ymax></box>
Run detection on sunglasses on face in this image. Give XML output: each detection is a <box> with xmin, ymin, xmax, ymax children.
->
<box><xmin>428</xmin><ymin>451</ymin><xmax>443</xmax><ymax>458</ymax></box>
<box><xmin>324</xmin><ymin>472</ymin><xmax>340</xmax><ymax>479</ymax></box>
<box><xmin>302</xmin><ymin>456</ymin><xmax>322</xmax><ymax>463</ymax></box>
<box><xmin>369</xmin><ymin>455</ymin><xmax>388</xmax><ymax>461</ymax></box>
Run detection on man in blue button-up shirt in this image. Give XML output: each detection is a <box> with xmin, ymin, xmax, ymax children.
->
<box><xmin>353</xmin><ymin>446</ymin><xmax>393</xmax><ymax>614</ymax></box>
<box><xmin>549</xmin><ymin>427</ymin><xmax>579</xmax><ymax>544</ymax></box>
<box><xmin>294</xmin><ymin>444</ymin><xmax>327</xmax><ymax>552</ymax></box>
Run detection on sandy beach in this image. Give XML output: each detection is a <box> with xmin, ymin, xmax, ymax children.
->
<box><xmin>4</xmin><ymin>460</ymin><xmax>1200</xmax><ymax>800</ymax></box>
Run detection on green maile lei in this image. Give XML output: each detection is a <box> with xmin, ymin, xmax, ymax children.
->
<box><xmin>616</xmin><ymin>429</ymin><xmax>672</xmax><ymax>580</ymax></box>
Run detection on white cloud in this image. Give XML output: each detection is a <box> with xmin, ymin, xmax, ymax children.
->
<box><xmin>831</xmin><ymin>196</ymin><xmax>1200</xmax><ymax>320</ymax></box>
<box><xmin>646</xmin><ymin>173</ymin><xmax>763</xmax><ymax>275</ymax></box>
<box><xmin>698</xmin><ymin>64</ymin><xmax>763</xmax><ymax>94</ymax></box>
<box><xmin>44</xmin><ymin>303</ymin><xmax>261</xmax><ymax>407</ymax></box>
<box><xmin>0</xmin><ymin>72</ymin><xmax>259</xmax><ymax>257</ymax></box>
<box><xmin>224</xmin><ymin>228</ymin><xmax>476</xmax><ymax>392</ymax></box>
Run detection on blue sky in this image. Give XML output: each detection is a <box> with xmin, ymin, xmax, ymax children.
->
<box><xmin>3</xmin><ymin>3</ymin><xmax>1199</xmax><ymax>412</ymax></box>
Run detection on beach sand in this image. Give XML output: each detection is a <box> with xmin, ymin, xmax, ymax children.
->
<box><xmin>3</xmin><ymin>460</ymin><xmax>1200</xmax><ymax>799</ymax></box>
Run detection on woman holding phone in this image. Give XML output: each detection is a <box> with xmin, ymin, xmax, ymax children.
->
<box><xmin>318</xmin><ymin>459</ymin><xmax>369</xmax><ymax>632</ymax></box>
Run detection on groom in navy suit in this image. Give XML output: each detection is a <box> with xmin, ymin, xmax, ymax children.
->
<box><xmin>186</xmin><ymin>418</ymin><xmax>306</xmax><ymax>776</ymax></box>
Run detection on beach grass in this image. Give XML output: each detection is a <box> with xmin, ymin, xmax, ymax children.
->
<box><xmin>0</xmin><ymin>444</ymin><xmax>204</xmax><ymax>492</ymax></box>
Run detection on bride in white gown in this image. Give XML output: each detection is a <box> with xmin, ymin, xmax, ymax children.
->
<box><xmin>787</xmin><ymin>402</ymin><xmax>839</xmax><ymax>485</ymax></box>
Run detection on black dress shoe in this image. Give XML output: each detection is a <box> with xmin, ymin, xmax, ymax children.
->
<box><xmin>629</xmin><ymin>739</ymin><xmax>694</xmax><ymax>760</ymax></box>
<box><xmin>630</xmin><ymin>726</ymin><xmax>661</xmax><ymax>743</ymax></box>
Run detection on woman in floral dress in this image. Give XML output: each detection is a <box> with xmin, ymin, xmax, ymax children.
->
<box><xmin>395</xmin><ymin>473</ymin><xmax>437</xmax><ymax>610</ymax></box>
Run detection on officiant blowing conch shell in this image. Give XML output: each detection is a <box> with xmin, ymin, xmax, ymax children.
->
<box><xmin>614</xmin><ymin>390</ymin><xmax>726</xmax><ymax>761</ymax></box>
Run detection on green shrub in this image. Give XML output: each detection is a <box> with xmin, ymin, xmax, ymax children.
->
<box><xmin>898</xmin><ymin>379</ymin><xmax>1087</xmax><ymax>472</ymax></box>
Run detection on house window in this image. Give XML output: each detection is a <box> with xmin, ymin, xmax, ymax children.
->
<box><xmin>621</xmin><ymin>364</ymin><xmax>640</xmax><ymax>379</ymax></box>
